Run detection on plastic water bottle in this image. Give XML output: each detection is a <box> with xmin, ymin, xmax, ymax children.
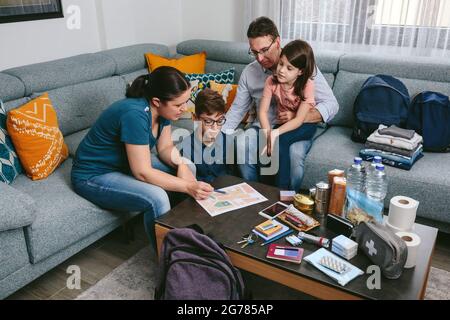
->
<box><xmin>346</xmin><ymin>157</ymin><xmax>366</xmax><ymax>194</ymax></box>
<box><xmin>366</xmin><ymin>164</ymin><xmax>388</xmax><ymax>203</ymax></box>
<box><xmin>366</xmin><ymin>156</ymin><xmax>382</xmax><ymax>182</ymax></box>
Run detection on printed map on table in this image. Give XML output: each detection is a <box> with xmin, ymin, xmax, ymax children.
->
<box><xmin>197</xmin><ymin>183</ymin><xmax>268</xmax><ymax>217</ymax></box>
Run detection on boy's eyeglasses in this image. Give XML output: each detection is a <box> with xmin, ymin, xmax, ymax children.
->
<box><xmin>201</xmin><ymin>117</ymin><xmax>227</xmax><ymax>126</ymax></box>
<box><xmin>248</xmin><ymin>38</ymin><xmax>276</xmax><ymax>58</ymax></box>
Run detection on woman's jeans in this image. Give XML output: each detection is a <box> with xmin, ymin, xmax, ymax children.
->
<box><xmin>276</xmin><ymin>123</ymin><xmax>317</xmax><ymax>189</ymax></box>
<box><xmin>72</xmin><ymin>155</ymin><xmax>175</xmax><ymax>249</ymax></box>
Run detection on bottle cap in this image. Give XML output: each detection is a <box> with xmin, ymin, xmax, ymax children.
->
<box><xmin>354</xmin><ymin>157</ymin><xmax>362</xmax><ymax>165</ymax></box>
<box><xmin>376</xmin><ymin>164</ymin><xmax>385</xmax><ymax>171</ymax></box>
<box><xmin>374</xmin><ymin>156</ymin><xmax>382</xmax><ymax>163</ymax></box>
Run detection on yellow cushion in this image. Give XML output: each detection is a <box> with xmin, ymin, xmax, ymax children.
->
<box><xmin>209</xmin><ymin>81</ymin><xmax>238</xmax><ymax>113</ymax></box>
<box><xmin>145</xmin><ymin>52</ymin><xmax>207</xmax><ymax>74</ymax></box>
<box><xmin>7</xmin><ymin>93</ymin><xmax>69</xmax><ymax>181</ymax></box>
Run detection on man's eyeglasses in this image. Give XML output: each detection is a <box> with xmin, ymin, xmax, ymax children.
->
<box><xmin>248</xmin><ymin>38</ymin><xmax>276</xmax><ymax>58</ymax></box>
<box><xmin>201</xmin><ymin>117</ymin><xmax>227</xmax><ymax>126</ymax></box>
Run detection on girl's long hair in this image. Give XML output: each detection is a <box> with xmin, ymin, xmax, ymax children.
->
<box><xmin>274</xmin><ymin>40</ymin><xmax>316</xmax><ymax>101</ymax></box>
<box><xmin>126</xmin><ymin>66</ymin><xmax>190</xmax><ymax>102</ymax></box>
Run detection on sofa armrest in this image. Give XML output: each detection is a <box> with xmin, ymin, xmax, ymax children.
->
<box><xmin>0</xmin><ymin>182</ymin><xmax>36</xmax><ymax>232</ymax></box>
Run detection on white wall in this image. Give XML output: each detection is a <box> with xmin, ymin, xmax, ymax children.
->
<box><xmin>98</xmin><ymin>0</ymin><xmax>182</xmax><ymax>51</ymax></box>
<box><xmin>0</xmin><ymin>0</ymin><xmax>102</xmax><ymax>70</ymax></box>
<box><xmin>0</xmin><ymin>0</ymin><xmax>182</xmax><ymax>70</ymax></box>
<box><xmin>0</xmin><ymin>0</ymin><xmax>245</xmax><ymax>71</ymax></box>
<box><xmin>181</xmin><ymin>0</ymin><xmax>246</xmax><ymax>42</ymax></box>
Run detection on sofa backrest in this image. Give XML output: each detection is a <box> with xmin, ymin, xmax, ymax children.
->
<box><xmin>0</xmin><ymin>43</ymin><xmax>170</xmax><ymax>137</ymax></box>
<box><xmin>331</xmin><ymin>53</ymin><xmax>450</xmax><ymax>128</ymax></box>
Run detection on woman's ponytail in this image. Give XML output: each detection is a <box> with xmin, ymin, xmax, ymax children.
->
<box><xmin>126</xmin><ymin>74</ymin><xmax>151</xmax><ymax>99</ymax></box>
<box><xmin>126</xmin><ymin>67</ymin><xmax>190</xmax><ymax>102</ymax></box>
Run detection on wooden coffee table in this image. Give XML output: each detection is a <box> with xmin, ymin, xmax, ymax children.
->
<box><xmin>155</xmin><ymin>175</ymin><xmax>438</xmax><ymax>300</ymax></box>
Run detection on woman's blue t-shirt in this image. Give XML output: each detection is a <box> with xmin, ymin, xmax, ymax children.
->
<box><xmin>71</xmin><ymin>98</ymin><xmax>170</xmax><ymax>182</ymax></box>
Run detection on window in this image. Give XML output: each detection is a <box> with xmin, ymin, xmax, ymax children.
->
<box><xmin>374</xmin><ymin>0</ymin><xmax>450</xmax><ymax>28</ymax></box>
<box><xmin>280</xmin><ymin>0</ymin><xmax>450</xmax><ymax>55</ymax></box>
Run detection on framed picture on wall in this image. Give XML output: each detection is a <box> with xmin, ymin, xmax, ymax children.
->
<box><xmin>0</xmin><ymin>0</ymin><xmax>63</xmax><ymax>24</ymax></box>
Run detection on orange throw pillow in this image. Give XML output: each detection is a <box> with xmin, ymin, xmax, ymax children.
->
<box><xmin>145</xmin><ymin>52</ymin><xmax>206</xmax><ymax>74</ymax></box>
<box><xmin>7</xmin><ymin>93</ymin><xmax>68</xmax><ymax>181</ymax></box>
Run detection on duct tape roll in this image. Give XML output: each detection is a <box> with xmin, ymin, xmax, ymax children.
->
<box><xmin>388</xmin><ymin>196</ymin><xmax>419</xmax><ymax>232</ymax></box>
<box><xmin>396</xmin><ymin>232</ymin><xmax>421</xmax><ymax>268</ymax></box>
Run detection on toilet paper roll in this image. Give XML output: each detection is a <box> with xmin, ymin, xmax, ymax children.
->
<box><xmin>388</xmin><ymin>196</ymin><xmax>419</xmax><ymax>232</ymax></box>
<box><xmin>396</xmin><ymin>232</ymin><xmax>421</xmax><ymax>268</ymax></box>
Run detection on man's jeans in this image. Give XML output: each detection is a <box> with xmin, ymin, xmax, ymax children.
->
<box><xmin>72</xmin><ymin>155</ymin><xmax>175</xmax><ymax>248</ymax></box>
<box><xmin>237</xmin><ymin>126</ymin><xmax>313</xmax><ymax>191</ymax></box>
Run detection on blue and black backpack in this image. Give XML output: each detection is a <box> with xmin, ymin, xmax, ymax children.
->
<box><xmin>352</xmin><ymin>75</ymin><xmax>410</xmax><ymax>143</ymax></box>
<box><xmin>406</xmin><ymin>91</ymin><xmax>450</xmax><ymax>152</ymax></box>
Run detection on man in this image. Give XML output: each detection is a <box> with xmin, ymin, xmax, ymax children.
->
<box><xmin>222</xmin><ymin>16</ymin><xmax>339</xmax><ymax>191</ymax></box>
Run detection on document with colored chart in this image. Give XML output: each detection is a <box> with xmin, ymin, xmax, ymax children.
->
<box><xmin>197</xmin><ymin>183</ymin><xmax>268</xmax><ymax>217</ymax></box>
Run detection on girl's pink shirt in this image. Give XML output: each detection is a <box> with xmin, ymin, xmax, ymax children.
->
<box><xmin>262</xmin><ymin>75</ymin><xmax>315</xmax><ymax>114</ymax></box>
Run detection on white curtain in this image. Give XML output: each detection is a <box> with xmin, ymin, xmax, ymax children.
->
<box><xmin>246</xmin><ymin>0</ymin><xmax>450</xmax><ymax>57</ymax></box>
<box><xmin>245</xmin><ymin>0</ymin><xmax>282</xmax><ymax>30</ymax></box>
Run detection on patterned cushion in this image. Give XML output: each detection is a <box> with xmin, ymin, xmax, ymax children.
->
<box><xmin>183</xmin><ymin>68</ymin><xmax>235</xmax><ymax>118</ymax></box>
<box><xmin>185</xmin><ymin>68</ymin><xmax>235</xmax><ymax>96</ymax></box>
<box><xmin>0</xmin><ymin>101</ymin><xmax>22</xmax><ymax>184</ymax></box>
<box><xmin>7</xmin><ymin>93</ymin><xmax>69</xmax><ymax>181</ymax></box>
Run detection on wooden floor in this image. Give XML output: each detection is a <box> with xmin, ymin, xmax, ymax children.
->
<box><xmin>6</xmin><ymin>217</ymin><xmax>450</xmax><ymax>300</ymax></box>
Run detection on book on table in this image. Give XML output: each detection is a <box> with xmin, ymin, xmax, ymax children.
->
<box><xmin>266</xmin><ymin>244</ymin><xmax>304</xmax><ymax>264</ymax></box>
<box><xmin>253</xmin><ymin>220</ymin><xmax>290</xmax><ymax>241</ymax></box>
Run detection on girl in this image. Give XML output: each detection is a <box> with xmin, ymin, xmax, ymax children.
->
<box><xmin>259</xmin><ymin>40</ymin><xmax>317</xmax><ymax>189</ymax></box>
<box><xmin>71</xmin><ymin>66</ymin><xmax>213</xmax><ymax>248</ymax></box>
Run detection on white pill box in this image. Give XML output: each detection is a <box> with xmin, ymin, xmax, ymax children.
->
<box><xmin>332</xmin><ymin>235</ymin><xmax>358</xmax><ymax>260</ymax></box>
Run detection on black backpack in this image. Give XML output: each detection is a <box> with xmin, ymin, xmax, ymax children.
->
<box><xmin>155</xmin><ymin>225</ymin><xmax>246</xmax><ymax>300</ymax></box>
<box><xmin>352</xmin><ymin>75</ymin><xmax>410</xmax><ymax>143</ymax></box>
<box><xmin>406</xmin><ymin>91</ymin><xmax>450</xmax><ymax>152</ymax></box>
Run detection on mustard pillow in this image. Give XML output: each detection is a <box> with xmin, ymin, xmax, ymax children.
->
<box><xmin>7</xmin><ymin>93</ymin><xmax>68</xmax><ymax>181</ymax></box>
<box><xmin>145</xmin><ymin>52</ymin><xmax>207</xmax><ymax>74</ymax></box>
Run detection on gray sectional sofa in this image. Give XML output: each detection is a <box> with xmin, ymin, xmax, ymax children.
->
<box><xmin>1</xmin><ymin>39</ymin><xmax>449</xmax><ymax>299</ymax></box>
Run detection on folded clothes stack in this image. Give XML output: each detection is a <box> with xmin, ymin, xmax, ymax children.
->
<box><xmin>359</xmin><ymin>124</ymin><xmax>424</xmax><ymax>170</ymax></box>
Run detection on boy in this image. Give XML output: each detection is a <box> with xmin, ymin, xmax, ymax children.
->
<box><xmin>185</xmin><ymin>88</ymin><xmax>233</xmax><ymax>183</ymax></box>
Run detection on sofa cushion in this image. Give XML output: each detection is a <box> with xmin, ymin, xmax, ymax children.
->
<box><xmin>183</xmin><ymin>68</ymin><xmax>236</xmax><ymax>117</ymax></box>
<box><xmin>0</xmin><ymin>182</ymin><xmax>36</xmax><ymax>232</ymax></box>
<box><xmin>146</xmin><ymin>51</ymin><xmax>207</xmax><ymax>74</ymax></box>
<box><xmin>100</xmin><ymin>43</ymin><xmax>170</xmax><ymax>75</ymax></box>
<box><xmin>7</xmin><ymin>93</ymin><xmax>69</xmax><ymax>181</ymax></box>
<box><xmin>65</xmin><ymin>128</ymin><xmax>89</xmax><ymax>158</ymax></box>
<box><xmin>339</xmin><ymin>53</ymin><xmax>450</xmax><ymax>83</ymax></box>
<box><xmin>42</xmin><ymin>76</ymin><xmax>127</xmax><ymax>136</ymax></box>
<box><xmin>0</xmin><ymin>229</ymin><xmax>29</xmax><ymax>280</ymax></box>
<box><xmin>11</xmin><ymin>158</ymin><xmax>131</xmax><ymax>264</ymax></box>
<box><xmin>3</xmin><ymin>54</ymin><xmax>116</xmax><ymax>95</ymax></box>
<box><xmin>2</xmin><ymin>97</ymin><xmax>30</xmax><ymax>113</ymax></box>
<box><xmin>0</xmin><ymin>73</ymin><xmax>25</xmax><ymax>102</ymax></box>
<box><xmin>178</xmin><ymin>40</ymin><xmax>254</xmax><ymax>65</ymax></box>
<box><xmin>330</xmin><ymin>71</ymin><xmax>450</xmax><ymax>128</ymax></box>
<box><xmin>302</xmin><ymin>126</ymin><xmax>450</xmax><ymax>224</ymax></box>
<box><xmin>315</xmin><ymin>50</ymin><xmax>343</xmax><ymax>74</ymax></box>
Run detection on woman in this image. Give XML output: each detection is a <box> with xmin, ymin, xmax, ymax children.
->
<box><xmin>71</xmin><ymin>66</ymin><xmax>213</xmax><ymax>247</ymax></box>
